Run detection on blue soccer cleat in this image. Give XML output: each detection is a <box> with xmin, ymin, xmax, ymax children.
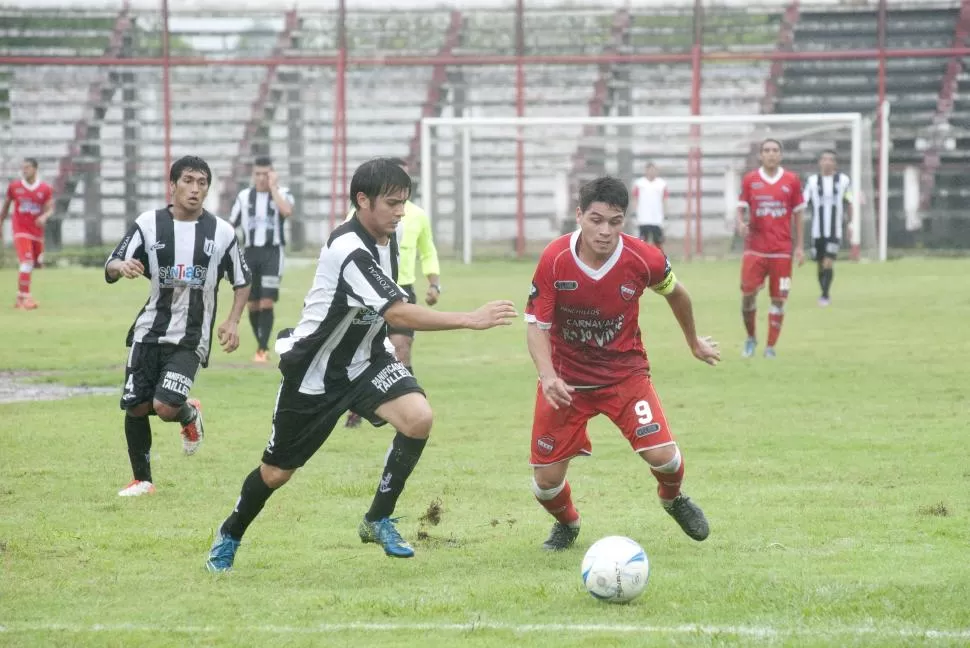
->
<box><xmin>205</xmin><ymin>530</ymin><xmax>241</xmax><ymax>573</ymax></box>
<box><xmin>358</xmin><ymin>516</ymin><xmax>415</xmax><ymax>558</ymax></box>
<box><xmin>742</xmin><ymin>337</ymin><xmax>757</xmax><ymax>358</ymax></box>
<box><xmin>764</xmin><ymin>346</ymin><xmax>777</xmax><ymax>359</ymax></box>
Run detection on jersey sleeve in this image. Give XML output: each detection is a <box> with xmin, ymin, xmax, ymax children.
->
<box><xmin>415</xmin><ymin>208</ymin><xmax>441</xmax><ymax>277</ymax></box>
<box><xmin>341</xmin><ymin>248</ymin><xmax>407</xmax><ymax>314</ymax></box>
<box><xmin>104</xmin><ymin>222</ymin><xmax>148</xmax><ymax>284</ymax></box>
<box><xmin>5</xmin><ymin>182</ymin><xmax>13</xmax><ymax>201</ymax></box>
<box><xmin>524</xmin><ymin>251</ymin><xmax>556</xmax><ymax>329</ymax></box>
<box><xmin>221</xmin><ymin>237</ymin><xmax>251</xmax><ymax>288</ymax></box>
<box><xmin>738</xmin><ymin>175</ymin><xmax>751</xmax><ymax>210</ymax></box>
<box><xmin>282</xmin><ymin>187</ymin><xmax>295</xmax><ymax>208</ymax></box>
<box><xmin>228</xmin><ymin>193</ymin><xmax>243</xmax><ymax>228</ymax></box>
<box><xmin>645</xmin><ymin>249</ymin><xmax>677</xmax><ymax>296</ymax></box>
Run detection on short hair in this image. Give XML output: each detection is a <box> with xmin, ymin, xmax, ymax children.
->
<box><xmin>388</xmin><ymin>157</ymin><xmax>408</xmax><ymax>169</ymax></box>
<box><xmin>350</xmin><ymin>158</ymin><xmax>411</xmax><ymax>210</ymax></box>
<box><xmin>253</xmin><ymin>156</ymin><xmax>273</xmax><ymax>168</ymax></box>
<box><xmin>578</xmin><ymin>176</ymin><xmax>628</xmax><ymax>213</ymax></box>
<box><xmin>645</xmin><ymin>161</ymin><xmax>657</xmax><ymax>169</ymax></box>
<box><xmin>819</xmin><ymin>149</ymin><xmax>838</xmax><ymax>160</ymax></box>
<box><xmin>23</xmin><ymin>157</ymin><xmax>38</xmax><ymax>169</ymax></box>
<box><xmin>169</xmin><ymin>155</ymin><xmax>212</xmax><ymax>184</ymax></box>
<box><xmin>761</xmin><ymin>138</ymin><xmax>783</xmax><ymax>153</ymax></box>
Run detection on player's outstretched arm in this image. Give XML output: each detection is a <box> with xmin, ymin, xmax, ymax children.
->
<box><xmin>383</xmin><ymin>299</ymin><xmax>517</xmax><ymax>332</ymax></box>
<box><xmin>664</xmin><ymin>283</ymin><xmax>720</xmax><ymax>366</ymax></box>
<box><xmin>526</xmin><ymin>323</ymin><xmax>574</xmax><ymax>409</ymax></box>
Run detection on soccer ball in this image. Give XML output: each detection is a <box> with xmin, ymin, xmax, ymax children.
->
<box><xmin>580</xmin><ymin>536</ymin><xmax>650</xmax><ymax>603</ymax></box>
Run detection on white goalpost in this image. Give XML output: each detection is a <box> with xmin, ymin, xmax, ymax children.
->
<box><xmin>420</xmin><ymin>112</ymin><xmax>888</xmax><ymax>264</ymax></box>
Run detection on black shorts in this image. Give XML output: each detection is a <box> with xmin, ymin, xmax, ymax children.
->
<box><xmin>387</xmin><ymin>284</ymin><xmax>417</xmax><ymax>338</ymax></box>
<box><xmin>812</xmin><ymin>238</ymin><xmax>840</xmax><ymax>261</ymax></box>
<box><xmin>262</xmin><ymin>353</ymin><xmax>425</xmax><ymax>470</ymax></box>
<box><xmin>639</xmin><ymin>224</ymin><xmax>665</xmax><ymax>245</ymax></box>
<box><xmin>120</xmin><ymin>342</ymin><xmax>201</xmax><ymax>410</ymax></box>
<box><xmin>245</xmin><ymin>245</ymin><xmax>284</xmax><ymax>302</ymax></box>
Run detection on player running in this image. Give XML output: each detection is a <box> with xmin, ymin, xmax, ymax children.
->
<box><xmin>1</xmin><ymin>157</ymin><xmax>53</xmax><ymax>309</ymax></box>
<box><xmin>736</xmin><ymin>139</ymin><xmax>805</xmax><ymax>358</ymax></box>
<box><xmin>525</xmin><ymin>176</ymin><xmax>720</xmax><ymax>552</ymax></box>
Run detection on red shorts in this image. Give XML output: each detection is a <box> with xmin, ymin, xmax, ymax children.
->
<box><xmin>14</xmin><ymin>235</ymin><xmax>44</xmax><ymax>267</ymax></box>
<box><xmin>530</xmin><ymin>372</ymin><xmax>675</xmax><ymax>466</ymax></box>
<box><xmin>741</xmin><ymin>253</ymin><xmax>792</xmax><ymax>300</ymax></box>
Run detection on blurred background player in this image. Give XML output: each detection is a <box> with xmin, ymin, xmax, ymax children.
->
<box><xmin>345</xmin><ymin>157</ymin><xmax>441</xmax><ymax>429</ymax></box>
<box><xmin>106</xmin><ymin>156</ymin><xmax>251</xmax><ymax>497</ymax></box>
<box><xmin>0</xmin><ymin>157</ymin><xmax>53</xmax><ymax>309</ymax></box>
<box><xmin>630</xmin><ymin>162</ymin><xmax>668</xmax><ymax>251</ymax></box>
<box><xmin>228</xmin><ymin>156</ymin><xmax>295</xmax><ymax>363</ymax></box>
<box><xmin>205</xmin><ymin>158</ymin><xmax>515</xmax><ymax>571</ymax></box>
<box><xmin>803</xmin><ymin>150</ymin><xmax>853</xmax><ymax>307</ymax></box>
<box><xmin>524</xmin><ymin>176</ymin><xmax>720</xmax><ymax>552</ymax></box>
<box><xmin>736</xmin><ymin>139</ymin><xmax>805</xmax><ymax>359</ymax></box>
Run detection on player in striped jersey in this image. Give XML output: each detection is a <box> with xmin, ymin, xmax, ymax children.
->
<box><xmin>803</xmin><ymin>150</ymin><xmax>852</xmax><ymax>307</ymax></box>
<box><xmin>105</xmin><ymin>156</ymin><xmax>251</xmax><ymax>497</ymax></box>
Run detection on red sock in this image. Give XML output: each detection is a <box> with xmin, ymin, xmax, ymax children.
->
<box><xmin>742</xmin><ymin>308</ymin><xmax>756</xmax><ymax>338</ymax></box>
<box><xmin>18</xmin><ymin>271</ymin><xmax>31</xmax><ymax>296</ymax></box>
<box><xmin>651</xmin><ymin>454</ymin><xmax>685</xmax><ymax>500</ymax></box>
<box><xmin>767</xmin><ymin>307</ymin><xmax>784</xmax><ymax>347</ymax></box>
<box><xmin>535</xmin><ymin>480</ymin><xmax>580</xmax><ymax>526</ymax></box>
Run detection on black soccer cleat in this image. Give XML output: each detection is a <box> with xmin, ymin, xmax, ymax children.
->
<box><xmin>541</xmin><ymin>521</ymin><xmax>580</xmax><ymax>551</ymax></box>
<box><xmin>663</xmin><ymin>494</ymin><xmax>709</xmax><ymax>541</ymax></box>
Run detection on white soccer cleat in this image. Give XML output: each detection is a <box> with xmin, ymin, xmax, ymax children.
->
<box><xmin>118</xmin><ymin>480</ymin><xmax>156</xmax><ymax>497</ymax></box>
<box><xmin>181</xmin><ymin>398</ymin><xmax>204</xmax><ymax>456</ymax></box>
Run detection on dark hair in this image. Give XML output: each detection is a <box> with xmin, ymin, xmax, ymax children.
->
<box><xmin>819</xmin><ymin>149</ymin><xmax>838</xmax><ymax>160</ymax></box>
<box><xmin>254</xmin><ymin>156</ymin><xmax>273</xmax><ymax>168</ymax></box>
<box><xmin>169</xmin><ymin>155</ymin><xmax>212</xmax><ymax>184</ymax></box>
<box><xmin>23</xmin><ymin>157</ymin><xmax>38</xmax><ymax>168</ymax></box>
<box><xmin>645</xmin><ymin>161</ymin><xmax>656</xmax><ymax>168</ymax></box>
<box><xmin>350</xmin><ymin>158</ymin><xmax>411</xmax><ymax>209</ymax></box>
<box><xmin>579</xmin><ymin>176</ymin><xmax>628</xmax><ymax>213</ymax></box>
<box><xmin>761</xmin><ymin>138</ymin><xmax>783</xmax><ymax>153</ymax></box>
<box><xmin>388</xmin><ymin>157</ymin><xmax>408</xmax><ymax>169</ymax></box>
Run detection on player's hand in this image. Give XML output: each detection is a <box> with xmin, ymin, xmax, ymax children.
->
<box><xmin>267</xmin><ymin>170</ymin><xmax>279</xmax><ymax>190</ymax></box>
<box><xmin>794</xmin><ymin>248</ymin><xmax>806</xmax><ymax>266</ymax></box>
<box><xmin>118</xmin><ymin>259</ymin><xmax>145</xmax><ymax>279</ymax></box>
<box><xmin>691</xmin><ymin>335</ymin><xmax>720</xmax><ymax>366</ymax></box>
<box><xmin>37</xmin><ymin>215</ymin><xmax>50</xmax><ymax>228</ymax></box>
<box><xmin>217</xmin><ymin>320</ymin><xmax>240</xmax><ymax>353</ymax></box>
<box><xmin>425</xmin><ymin>285</ymin><xmax>439</xmax><ymax>306</ymax></box>
<box><xmin>540</xmin><ymin>374</ymin><xmax>575</xmax><ymax>410</ymax></box>
<box><xmin>466</xmin><ymin>300</ymin><xmax>517</xmax><ymax>330</ymax></box>
<box><xmin>736</xmin><ymin>221</ymin><xmax>748</xmax><ymax>238</ymax></box>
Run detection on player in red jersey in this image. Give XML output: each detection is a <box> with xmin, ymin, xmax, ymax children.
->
<box><xmin>524</xmin><ymin>176</ymin><xmax>721</xmax><ymax>551</ymax></box>
<box><xmin>736</xmin><ymin>139</ymin><xmax>805</xmax><ymax>359</ymax></box>
<box><xmin>1</xmin><ymin>158</ymin><xmax>54</xmax><ymax>309</ymax></box>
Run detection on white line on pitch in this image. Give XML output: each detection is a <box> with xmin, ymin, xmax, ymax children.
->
<box><xmin>1</xmin><ymin>622</ymin><xmax>969</xmax><ymax>639</ymax></box>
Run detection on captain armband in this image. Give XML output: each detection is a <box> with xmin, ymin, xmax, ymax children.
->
<box><xmin>650</xmin><ymin>271</ymin><xmax>678</xmax><ymax>296</ymax></box>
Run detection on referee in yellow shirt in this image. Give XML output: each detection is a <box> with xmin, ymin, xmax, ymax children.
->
<box><xmin>346</xmin><ymin>158</ymin><xmax>441</xmax><ymax>428</ymax></box>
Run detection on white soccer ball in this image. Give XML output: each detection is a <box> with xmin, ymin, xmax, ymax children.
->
<box><xmin>581</xmin><ymin>536</ymin><xmax>650</xmax><ymax>603</ymax></box>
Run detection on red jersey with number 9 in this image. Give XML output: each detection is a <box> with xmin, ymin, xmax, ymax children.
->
<box><xmin>738</xmin><ymin>167</ymin><xmax>804</xmax><ymax>255</ymax></box>
<box><xmin>6</xmin><ymin>179</ymin><xmax>53</xmax><ymax>239</ymax></box>
<box><xmin>525</xmin><ymin>231</ymin><xmax>676</xmax><ymax>388</ymax></box>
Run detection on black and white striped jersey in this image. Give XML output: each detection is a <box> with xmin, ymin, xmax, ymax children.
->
<box><xmin>276</xmin><ymin>217</ymin><xmax>408</xmax><ymax>396</ymax></box>
<box><xmin>229</xmin><ymin>187</ymin><xmax>295</xmax><ymax>248</ymax></box>
<box><xmin>803</xmin><ymin>173</ymin><xmax>852</xmax><ymax>241</ymax></box>
<box><xmin>105</xmin><ymin>208</ymin><xmax>251</xmax><ymax>366</ymax></box>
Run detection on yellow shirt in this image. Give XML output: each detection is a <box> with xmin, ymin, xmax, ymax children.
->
<box><xmin>345</xmin><ymin>201</ymin><xmax>440</xmax><ymax>286</ymax></box>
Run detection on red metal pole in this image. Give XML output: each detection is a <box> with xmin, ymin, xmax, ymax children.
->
<box><xmin>690</xmin><ymin>0</ymin><xmax>703</xmax><ymax>258</ymax></box>
<box><xmin>872</xmin><ymin>0</ymin><xmax>887</xmax><ymax>262</ymax></box>
<box><xmin>330</xmin><ymin>0</ymin><xmax>346</xmax><ymax>230</ymax></box>
<box><xmin>339</xmin><ymin>0</ymin><xmax>348</xmax><ymax>217</ymax></box>
<box><xmin>161</xmin><ymin>0</ymin><xmax>171</xmax><ymax>202</ymax></box>
<box><xmin>515</xmin><ymin>0</ymin><xmax>526</xmax><ymax>258</ymax></box>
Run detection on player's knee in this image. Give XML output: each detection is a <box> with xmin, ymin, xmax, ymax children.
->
<box><xmin>823</xmin><ymin>258</ymin><xmax>835</xmax><ymax>270</ymax></box>
<box><xmin>126</xmin><ymin>402</ymin><xmax>152</xmax><ymax>418</ymax></box>
<box><xmin>153</xmin><ymin>399</ymin><xmax>179</xmax><ymax>421</ymax></box>
<box><xmin>247</xmin><ymin>301</ymin><xmax>261</xmax><ymax>313</ymax></box>
<box><xmin>260</xmin><ymin>463</ymin><xmax>295</xmax><ymax>488</ymax></box>
<box><xmin>741</xmin><ymin>296</ymin><xmax>757</xmax><ymax>311</ymax></box>
<box><xmin>769</xmin><ymin>302</ymin><xmax>785</xmax><ymax>314</ymax></box>
<box><xmin>393</xmin><ymin>339</ymin><xmax>412</xmax><ymax>365</ymax></box>
<box><xmin>641</xmin><ymin>444</ymin><xmax>681</xmax><ymax>472</ymax></box>
<box><xmin>531</xmin><ymin>475</ymin><xmax>566</xmax><ymax>499</ymax></box>
<box><xmin>258</xmin><ymin>298</ymin><xmax>274</xmax><ymax>310</ymax></box>
<box><xmin>18</xmin><ymin>262</ymin><xmax>33</xmax><ymax>274</ymax></box>
<box><xmin>398</xmin><ymin>400</ymin><xmax>433</xmax><ymax>439</ymax></box>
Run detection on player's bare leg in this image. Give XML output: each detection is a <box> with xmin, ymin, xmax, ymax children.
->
<box><xmin>765</xmin><ymin>299</ymin><xmax>785</xmax><ymax>358</ymax></box>
<box><xmin>639</xmin><ymin>444</ymin><xmax>709</xmax><ymax>541</ymax></box>
<box><xmin>347</xmin><ymin>333</ymin><xmax>414</xmax><ymax>429</ymax></box>
<box><xmin>741</xmin><ymin>294</ymin><xmax>758</xmax><ymax>357</ymax></box>
<box><xmin>154</xmin><ymin>397</ymin><xmax>204</xmax><ymax>455</ymax></box>
<box><xmin>533</xmin><ymin>461</ymin><xmax>581</xmax><ymax>551</ymax></box>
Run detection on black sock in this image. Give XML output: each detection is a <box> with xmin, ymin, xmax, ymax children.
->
<box><xmin>124</xmin><ymin>414</ymin><xmax>153</xmax><ymax>482</ymax></box>
<box><xmin>220</xmin><ymin>467</ymin><xmax>278</xmax><ymax>540</ymax></box>
<box><xmin>822</xmin><ymin>268</ymin><xmax>834</xmax><ymax>298</ymax></box>
<box><xmin>176</xmin><ymin>401</ymin><xmax>197</xmax><ymax>426</ymax></box>
<box><xmin>818</xmin><ymin>266</ymin><xmax>825</xmax><ymax>293</ymax></box>
<box><xmin>257</xmin><ymin>308</ymin><xmax>274</xmax><ymax>352</ymax></box>
<box><xmin>248</xmin><ymin>309</ymin><xmax>261</xmax><ymax>341</ymax></box>
<box><xmin>365</xmin><ymin>431</ymin><xmax>428</xmax><ymax>522</ymax></box>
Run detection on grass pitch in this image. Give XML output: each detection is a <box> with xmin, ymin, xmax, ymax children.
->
<box><xmin>1</xmin><ymin>257</ymin><xmax>968</xmax><ymax>647</ymax></box>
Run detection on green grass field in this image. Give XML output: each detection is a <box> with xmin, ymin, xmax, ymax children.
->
<box><xmin>1</xmin><ymin>258</ymin><xmax>968</xmax><ymax>647</ymax></box>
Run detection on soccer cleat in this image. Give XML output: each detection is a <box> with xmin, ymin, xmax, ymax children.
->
<box><xmin>118</xmin><ymin>480</ymin><xmax>156</xmax><ymax>497</ymax></box>
<box><xmin>180</xmin><ymin>398</ymin><xmax>204</xmax><ymax>455</ymax></box>
<box><xmin>742</xmin><ymin>337</ymin><xmax>757</xmax><ymax>358</ymax></box>
<box><xmin>18</xmin><ymin>296</ymin><xmax>38</xmax><ymax>310</ymax></box>
<box><xmin>253</xmin><ymin>350</ymin><xmax>268</xmax><ymax>363</ymax></box>
<box><xmin>358</xmin><ymin>516</ymin><xmax>415</xmax><ymax>558</ymax></box>
<box><xmin>541</xmin><ymin>521</ymin><xmax>580</xmax><ymax>551</ymax></box>
<box><xmin>818</xmin><ymin>297</ymin><xmax>830</xmax><ymax>307</ymax></box>
<box><xmin>663</xmin><ymin>494</ymin><xmax>709</xmax><ymax>541</ymax></box>
<box><xmin>764</xmin><ymin>347</ymin><xmax>777</xmax><ymax>359</ymax></box>
<box><xmin>345</xmin><ymin>412</ymin><xmax>363</xmax><ymax>429</ymax></box>
<box><xmin>205</xmin><ymin>531</ymin><xmax>241</xmax><ymax>573</ymax></box>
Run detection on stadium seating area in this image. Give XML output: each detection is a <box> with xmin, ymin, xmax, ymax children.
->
<box><xmin>0</xmin><ymin>2</ymin><xmax>966</xmax><ymax>252</ymax></box>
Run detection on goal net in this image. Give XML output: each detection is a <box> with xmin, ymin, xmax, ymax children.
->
<box><xmin>419</xmin><ymin>113</ymin><xmax>879</xmax><ymax>263</ymax></box>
